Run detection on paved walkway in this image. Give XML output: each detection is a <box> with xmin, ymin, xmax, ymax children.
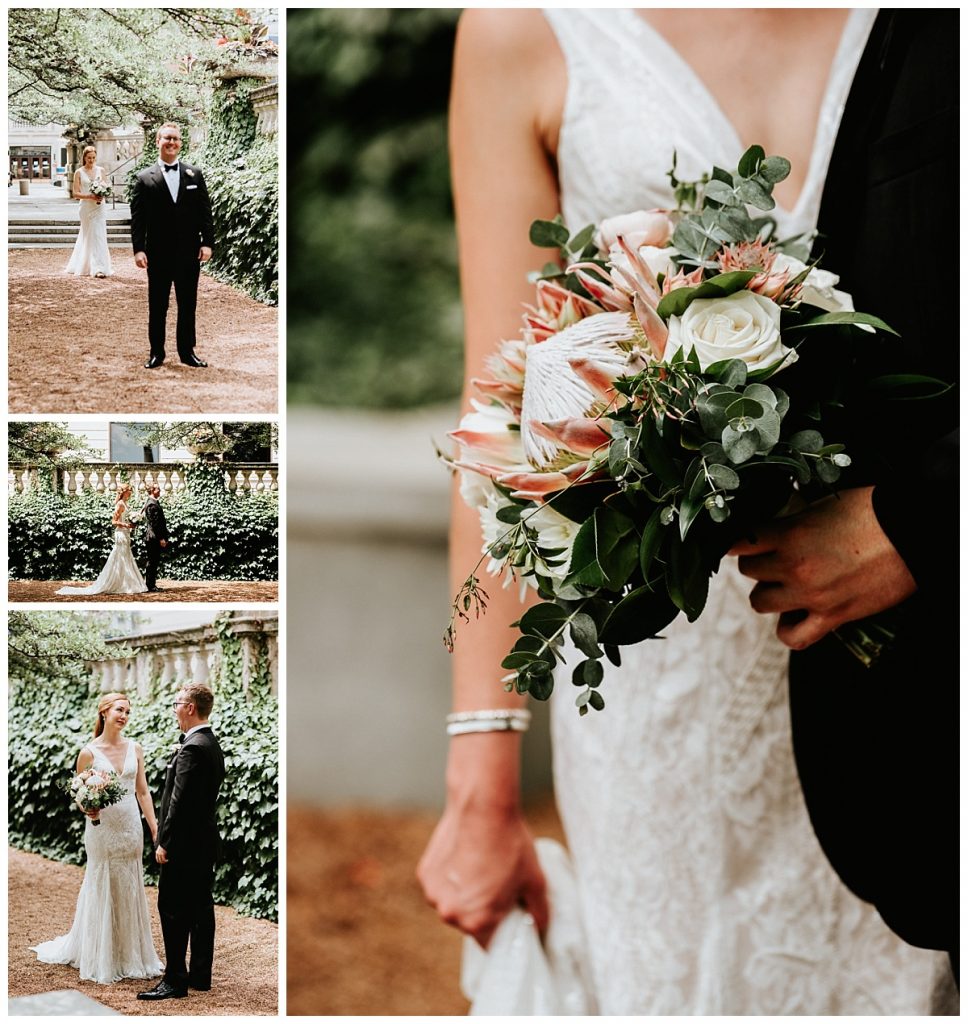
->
<box><xmin>8</xmin><ymin>180</ymin><xmax>130</xmax><ymax>221</ymax></box>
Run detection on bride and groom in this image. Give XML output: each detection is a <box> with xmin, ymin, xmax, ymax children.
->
<box><xmin>31</xmin><ymin>686</ymin><xmax>225</xmax><ymax>1001</ymax></box>
<box><xmin>56</xmin><ymin>485</ymin><xmax>171</xmax><ymax>596</ymax></box>
<box><xmin>66</xmin><ymin>121</ymin><xmax>213</xmax><ymax>370</ymax></box>
<box><xmin>421</xmin><ymin>8</ymin><xmax>957</xmax><ymax>1015</ymax></box>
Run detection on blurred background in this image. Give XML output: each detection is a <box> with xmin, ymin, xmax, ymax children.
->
<box><xmin>286</xmin><ymin>9</ymin><xmax>559</xmax><ymax>1015</ymax></box>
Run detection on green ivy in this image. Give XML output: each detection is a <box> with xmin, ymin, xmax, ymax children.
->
<box><xmin>8</xmin><ymin>478</ymin><xmax>278</xmax><ymax>582</ymax></box>
<box><xmin>8</xmin><ymin>616</ymin><xmax>278</xmax><ymax>921</ymax></box>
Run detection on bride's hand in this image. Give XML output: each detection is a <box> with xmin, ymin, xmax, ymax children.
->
<box><xmin>418</xmin><ymin>794</ymin><xmax>548</xmax><ymax>948</ymax></box>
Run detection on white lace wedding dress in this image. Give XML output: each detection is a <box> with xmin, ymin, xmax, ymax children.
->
<box><xmin>56</xmin><ymin>504</ymin><xmax>147</xmax><ymax>595</ymax></box>
<box><xmin>65</xmin><ymin>166</ymin><xmax>112</xmax><ymax>278</ymax></box>
<box><xmin>543</xmin><ymin>9</ymin><xmax>956</xmax><ymax>1015</ymax></box>
<box><xmin>31</xmin><ymin>740</ymin><xmax>163</xmax><ymax>984</ymax></box>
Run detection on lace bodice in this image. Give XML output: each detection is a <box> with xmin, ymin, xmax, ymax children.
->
<box><xmin>542</xmin><ymin>9</ymin><xmax>954</xmax><ymax>1014</ymax></box>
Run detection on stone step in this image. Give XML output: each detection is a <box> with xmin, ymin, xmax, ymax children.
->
<box><xmin>9</xmin><ymin>227</ymin><xmax>130</xmax><ymax>236</ymax></box>
<box><xmin>9</xmin><ymin>218</ymin><xmax>131</xmax><ymax>226</ymax></box>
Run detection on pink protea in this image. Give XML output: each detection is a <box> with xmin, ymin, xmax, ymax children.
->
<box><xmin>523</xmin><ymin>278</ymin><xmax>602</xmax><ymax>343</ymax></box>
<box><xmin>717</xmin><ymin>240</ymin><xmax>796</xmax><ymax>296</ymax></box>
<box><xmin>661</xmin><ymin>265</ymin><xmax>704</xmax><ymax>295</ymax></box>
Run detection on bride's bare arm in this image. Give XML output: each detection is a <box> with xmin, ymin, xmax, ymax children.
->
<box><xmin>417</xmin><ymin>9</ymin><xmax>565</xmax><ymax>948</ymax></box>
<box><xmin>111</xmin><ymin>501</ymin><xmax>129</xmax><ymax>528</ymax></box>
<box><xmin>133</xmin><ymin>743</ymin><xmax>158</xmax><ymax>842</ymax></box>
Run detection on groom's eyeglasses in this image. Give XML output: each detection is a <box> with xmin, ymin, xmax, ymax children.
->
<box><xmin>160</xmin><ymin>134</ymin><xmax>181</xmax><ymax>141</ymax></box>
<box><xmin>171</xmin><ymin>701</ymin><xmax>192</xmax><ymax>708</ymax></box>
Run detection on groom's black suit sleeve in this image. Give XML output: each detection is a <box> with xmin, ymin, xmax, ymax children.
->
<box><xmin>157</xmin><ymin>732</ymin><xmax>224</xmax><ymax>858</ymax></box>
<box><xmin>145</xmin><ymin>500</ymin><xmax>170</xmax><ymax>543</ymax></box>
<box><xmin>789</xmin><ymin>9</ymin><xmax>958</xmax><ymax>958</ymax></box>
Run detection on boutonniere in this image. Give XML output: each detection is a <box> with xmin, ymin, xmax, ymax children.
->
<box><xmin>185</xmin><ymin>168</ymin><xmax>195</xmax><ymax>178</ymax></box>
<box><xmin>168</xmin><ymin>742</ymin><xmax>181</xmax><ymax>759</ymax></box>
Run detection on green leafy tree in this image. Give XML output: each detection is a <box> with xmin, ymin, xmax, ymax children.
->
<box><xmin>287</xmin><ymin>8</ymin><xmax>462</xmax><ymax>407</ymax></box>
<box><xmin>7</xmin><ymin>422</ymin><xmax>103</xmax><ymax>469</ymax></box>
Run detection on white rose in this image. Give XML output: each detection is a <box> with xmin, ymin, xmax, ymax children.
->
<box><xmin>596</xmin><ymin>209</ymin><xmax>674</xmax><ymax>252</ymax></box>
<box><xmin>665</xmin><ymin>290</ymin><xmax>796</xmax><ymax>373</ymax></box>
<box><xmin>771</xmin><ymin>254</ymin><xmax>854</xmax><ymax>313</ymax></box>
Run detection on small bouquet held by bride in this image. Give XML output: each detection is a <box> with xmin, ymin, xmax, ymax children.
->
<box><xmin>86</xmin><ymin>178</ymin><xmax>112</xmax><ymax>200</ymax></box>
<box><xmin>67</xmin><ymin>767</ymin><xmax>125</xmax><ymax>826</ymax></box>
<box><xmin>445</xmin><ymin>145</ymin><xmax>918</xmax><ymax>715</ymax></box>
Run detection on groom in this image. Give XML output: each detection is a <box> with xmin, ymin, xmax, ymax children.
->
<box><xmin>131</xmin><ymin>121</ymin><xmax>214</xmax><ymax>369</ymax></box>
<box><xmin>143</xmin><ymin>486</ymin><xmax>170</xmax><ymax>592</ymax></box>
<box><xmin>139</xmin><ymin>684</ymin><xmax>225</xmax><ymax>1001</ymax></box>
<box><xmin>734</xmin><ymin>10</ymin><xmax>958</xmax><ymax>965</ymax></box>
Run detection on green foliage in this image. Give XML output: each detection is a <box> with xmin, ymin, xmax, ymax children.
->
<box><xmin>8</xmin><ymin>8</ymin><xmax>247</xmax><ymax>131</ymax></box>
<box><xmin>8</xmin><ymin>476</ymin><xmax>278</xmax><ymax>582</ymax></box>
<box><xmin>287</xmin><ymin>8</ymin><xmax>463</xmax><ymax>408</ymax></box>
<box><xmin>7</xmin><ymin>422</ymin><xmax>103</xmax><ymax>469</ymax></box>
<box><xmin>8</xmin><ymin>614</ymin><xmax>279</xmax><ymax>921</ymax></box>
<box><xmin>198</xmin><ymin>77</ymin><xmax>279</xmax><ymax>305</ymax></box>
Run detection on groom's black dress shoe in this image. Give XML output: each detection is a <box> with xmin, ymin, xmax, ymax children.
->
<box><xmin>188</xmin><ymin>979</ymin><xmax>212</xmax><ymax>991</ymax></box>
<box><xmin>136</xmin><ymin>980</ymin><xmax>187</xmax><ymax>1000</ymax></box>
<box><xmin>180</xmin><ymin>354</ymin><xmax>208</xmax><ymax>367</ymax></box>
<box><xmin>144</xmin><ymin>355</ymin><xmax>164</xmax><ymax>369</ymax></box>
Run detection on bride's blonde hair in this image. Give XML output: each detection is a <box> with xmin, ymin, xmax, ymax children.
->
<box><xmin>94</xmin><ymin>692</ymin><xmax>130</xmax><ymax>738</ymax></box>
<box><xmin>80</xmin><ymin>145</ymin><xmax>97</xmax><ymax>166</ymax></box>
<box><xmin>117</xmin><ymin>484</ymin><xmax>132</xmax><ymax>501</ymax></box>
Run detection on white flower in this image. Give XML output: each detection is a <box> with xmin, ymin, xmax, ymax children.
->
<box><xmin>771</xmin><ymin>254</ymin><xmax>855</xmax><ymax>313</ymax></box>
<box><xmin>528</xmin><ymin>505</ymin><xmax>581</xmax><ymax>580</ymax></box>
<box><xmin>596</xmin><ymin>209</ymin><xmax>673</xmax><ymax>252</ymax></box>
<box><xmin>665</xmin><ymin>290</ymin><xmax>796</xmax><ymax>373</ymax></box>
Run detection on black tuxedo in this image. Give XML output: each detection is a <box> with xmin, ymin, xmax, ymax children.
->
<box><xmin>789</xmin><ymin>11</ymin><xmax>958</xmax><ymax>959</ymax></box>
<box><xmin>157</xmin><ymin>725</ymin><xmax>225</xmax><ymax>990</ymax></box>
<box><xmin>130</xmin><ymin>160</ymin><xmax>214</xmax><ymax>362</ymax></box>
<box><xmin>143</xmin><ymin>496</ymin><xmax>170</xmax><ymax>591</ymax></box>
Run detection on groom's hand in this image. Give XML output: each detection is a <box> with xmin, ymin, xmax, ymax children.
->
<box><xmin>160</xmin><ymin>540</ymin><xmax>168</xmax><ymax>548</ymax></box>
<box><xmin>155</xmin><ymin>845</ymin><xmax>168</xmax><ymax>864</ymax></box>
<box><xmin>134</xmin><ymin>251</ymin><xmax>148</xmax><ymax>269</ymax></box>
<box><xmin>730</xmin><ymin>486</ymin><xmax>917</xmax><ymax>650</ymax></box>
<box><xmin>199</xmin><ymin>246</ymin><xmax>212</xmax><ymax>262</ymax></box>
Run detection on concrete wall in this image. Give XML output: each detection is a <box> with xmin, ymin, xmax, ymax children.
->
<box><xmin>287</xmin><ymin>405</ymin><xmax>554</xmax><ymax>810</ymax></box>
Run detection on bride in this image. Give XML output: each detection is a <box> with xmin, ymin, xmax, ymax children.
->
<box><xmin>418</xmin><ymin>9</ymin><xmax>954</xmax><ymax>1014</ymax></box>
<box><xmin>66</xmin><ymin>145</ymin><xmax>112</xmax><ymax>279</ymax></box>
<box><xmin>31</xmin><ymin>692</ymin><xmax>164</xmax><ymax>984</ymax></box>
<box><xmin>56</xmin><ymin>485</ymin><xmax>148</xmax><ymax>596</ymax></box>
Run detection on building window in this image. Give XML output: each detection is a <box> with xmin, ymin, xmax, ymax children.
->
<box><xmin>110</xmin><ymin>425</ymin><xmax>159</xmax><ymax>463</ymax></box>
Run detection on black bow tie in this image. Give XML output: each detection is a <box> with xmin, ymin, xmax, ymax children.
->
<box><xmin>163</xmin><ymin>163</ymin><xmax>179</xmax><ymax>173</ymax></box>
<box><xmin>178</xmin><ymin>733</ymin><xmax>186</xmax><ymax>744</ymax></box>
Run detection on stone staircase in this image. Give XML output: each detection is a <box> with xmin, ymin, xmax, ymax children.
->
<box><xmin>8</xmin><ymin>218</ymin><xmax>132</xmax><ymax>247</ymax></box>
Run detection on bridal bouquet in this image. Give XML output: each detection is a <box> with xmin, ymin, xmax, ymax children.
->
<box><xmin>445</xmin><ymin>145</ymin><xmax>904</xmax><ymax>714</ymax></box>
<box><xmin>67</xmin><ymin>768</ymin><xmax>125</xmax><ymax>826</ymax></box>
<box><xmin>87</xmin><ymin>179</ymin><xmax>112</xmax><ymax>199</ymax></box>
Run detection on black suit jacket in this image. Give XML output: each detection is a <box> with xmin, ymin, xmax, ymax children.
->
<box><xmin>130</xmin><ymin>161</ymin><xmax>215</xmax><ymax>261</ymax></box>
<box><xmin>144</xmin><ymin>497</ymin><xmax>170</xmax><ymax>543</ymax></box>
<box><xmin>789</xmin><ymin>10</ymin><xmax>958</xmax><ymax>955</ymax></box>
<box><xmin>157</xmin><ymin>727</ymin><xmax>225</xmax><ymax>863</ymax></box>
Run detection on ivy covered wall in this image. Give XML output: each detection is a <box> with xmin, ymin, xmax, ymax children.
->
<box><xmin>8</xmin><ymin>614</ymin><xmax>279</xmax><ymax>921</ymax></box>
<box><xmin>8</xmin><ymin>464</ymin><xmax>278</xmax><ymax>582</ymax></box>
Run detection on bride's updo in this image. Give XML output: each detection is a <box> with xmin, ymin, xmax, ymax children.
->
<box><xmin>94</xmin><ymin>692</ymin><xmax>129</xmax><ymax>738</ymax></box>
<box><xmin>117</xmin><ymin>484</ymin><xmax>132</xmax><ymax>501</ymax></box>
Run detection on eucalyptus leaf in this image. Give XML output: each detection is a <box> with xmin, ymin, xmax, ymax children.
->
<box><xmin>568</xmin><ymin>223</ymin><xmax>595</xmax><ymax>252</ymax></box>
<box><xmin>736</xmin><ymin>178</ymin><xmax>775</xmax><ymax>210</ymax></box>
<box><xmin>570</xmin><ymin>611</ymin><xmax>604</xmax><ymax>659</ymax></box>
<box><xmin>529</xmin><ymin>218</ymin><xmax>570</xmax><ymax>249</ymax></box>
<box><xmin>790</xmin><ymin>429</ymin><xmax>824</xmax><ymax>453</ymax></box>
<box><xmin>722</xmin><ymin>425</ymin><xmax>758</xmax><ymax>464</ymax></box>
<box><xmin>759</xmin><ymin>155</ymin><xmax>791</xmax><ymax>183</ymax></box>
<box><xmin>600</xmin><ymin>585</ymin><xmax>679</xmax><ymax>645</ymax></box>
<box><xmin>707</xmin><ymin>463</ymin><xmax>740</xmax><ymax>490</ymax></box>
<box><xmin>666</xmin><ymin>533</ymin><xmax>709</xmax><ymax>621</ymax></box>
<box><xmin>588</xmin><ymin>690</ymin><xmax>605</xmax><ymax>712</ymax></box>
<box><xmin>737</xmin><ymin>144</ymin><xmax>765</xmax><ymax>178</ymax></box>
<box><xmin>704</xmin><ymin>358</ymin><xmax>748</xmax><ymax>388</ymax></box>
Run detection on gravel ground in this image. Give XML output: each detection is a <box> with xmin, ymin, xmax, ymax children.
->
<box><xmin>8</xmin><ymin>249</ymin><xmax>278</xmax><ymax>414</ymax></box>
<box><xmin>8</xmin><ymin>580</ymin><xmax>279</xmax><ymax>603</ymax></box>
<box><xmin>9</xmin><ymin>847</ymin><xmax>278</xmax><ymax>1015</ymax></box>
<box><xmin>287</xmin><ymin>797</ymin><xmax>563</xmax><ymax>1016</ymax></box>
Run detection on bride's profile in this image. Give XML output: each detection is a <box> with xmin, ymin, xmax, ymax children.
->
<box><xmin>66</xmin><ymin>145</ymin><xmax>112</xmax><ymax>279</ymax></box>
<box><xmin>417</xmin><ymin>8</ymin><xmax>953</xmax><ymax>1014</ymax></box>
<box><xmin>31</xmin><ymin>692</ymin><xmax>164</xmax><ymax>984</ymax></box>
<box><xmin>56</xmin><ymin>485</ymin><xmax>148</xmax><ymax>596</ymax></box>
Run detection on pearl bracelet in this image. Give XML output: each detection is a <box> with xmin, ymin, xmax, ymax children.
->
<box><xmin>445</xmin><ymin>708</ymin><xmax>532</xmax><ymax>736</ymax></box>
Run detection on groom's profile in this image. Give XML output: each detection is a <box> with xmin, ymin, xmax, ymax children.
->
<box><xmin>131</xmin><ymin>121</ymin><xmax>214</xmax><ymax>369</ymax></box>
<box><xmin>143</xmin><ymin>486</ymin><xmax>170</xmax><ymax>592</ymax></box>
<box><xmin>138</xmin><ymin>683</ymin><xmax>225</xmax><ymax>1001</ymax></box>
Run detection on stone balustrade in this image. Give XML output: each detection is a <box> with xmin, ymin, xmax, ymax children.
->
<box><xmin>8</xmin><ymin>462</ymin><xmax>279</xmax><ymax>497</ymax></box>
<box><xmin>88</xmin><ymin>612</ymin><xmax>279</xmax><ymax>697</ymax></box>
<box><xmin>250</xmin><ymin>82</ymin><xmax>279</xmax><ymax>136</ymax></box>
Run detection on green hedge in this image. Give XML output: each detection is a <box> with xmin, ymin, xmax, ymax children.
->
<box><xmin>8</xmin><ymin>472</ymin><xmax>278</xmax><ymax>582</ymax></box>
<box><xmin>8</xmin><ymin>616</ymin><xmax>279</xmax><ymax>921</ymax></box>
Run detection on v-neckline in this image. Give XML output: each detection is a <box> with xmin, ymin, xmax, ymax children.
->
<box><xmin>95</xmin><ymin>738</ymin><xmax>130</xmax><ymax>776</ymax></box>
<box><xmin>619</xmin><ymin>9</ymin><xmax>872</xmax><ymax>221</ymax></box>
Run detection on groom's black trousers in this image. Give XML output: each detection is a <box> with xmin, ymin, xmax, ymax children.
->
<box><xmin>145</xmin><ymin>538</ymin><xmax>162</xmax><ymax>591</ymax></box>
<box><xmin>158</xmin><ymin>853</ymin><xmax>216</xmax><ymax>989</ymax></box>
<box><xmin>147</xmin><ymin>256</ymin><xmax>200</xmax><ymax>362</ymax></box>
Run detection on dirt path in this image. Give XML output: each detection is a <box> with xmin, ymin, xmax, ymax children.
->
<box><xmin>287</xmin><ymin>797</ymin><xmax>563</xmax><ymax>1016</ymax></box>
<box><xmin>9</xmin><ymin>847</ymin><xmax>278</xmax><ymax>1015</ymax></box>
<box><xmin>8</xmin><ymin>580</ymin><xmax>278</xmax><ymax>603</ymax></box>
<box><xmin>8</xmin><ymin>249</ymin><xmax>278</xmax><ymax>414</ymax></box>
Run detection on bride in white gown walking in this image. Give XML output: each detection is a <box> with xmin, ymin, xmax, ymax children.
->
<box><xmin>418</xmin><ymin>9</ymin><xmax>955</xmax><ymax>1014</ymax></box>
<box><xmin>31</xmin><ymin>693</ymin><xmax>164</xmax><ymax>985</ymax></box>
<box><xmin>56</xmin><ymin>485</ymin><xmax>147</xmax><ymax>596</ymax></box>
<box><xmin>66</xmin><ymin>145</ymin><xmax>112</xmax><ymax>279</ymax></box>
